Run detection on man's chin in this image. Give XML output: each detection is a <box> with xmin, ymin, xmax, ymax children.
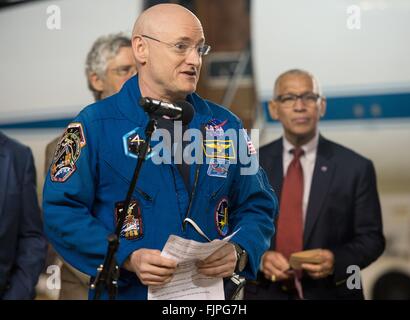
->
<box><xmin>178</xmin><ymin>86</ymin><xmax>197</xmax><ymax>98</ymax></box>
<box><xmin>291</xmin><ymin>130</ymin><xmax>316</xmax><ymax>142</ymax></box>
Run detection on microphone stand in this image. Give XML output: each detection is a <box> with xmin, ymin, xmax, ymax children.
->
<box><xmin>91</xmin><ymin>118</ymin><xmax>157</xmax><ymax>300</ymax></box>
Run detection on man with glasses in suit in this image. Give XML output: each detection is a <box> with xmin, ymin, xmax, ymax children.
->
<box><xmin>245</xmin><ymin>69</ymin><xmax>385</xmax><ymax>299</ymax></box>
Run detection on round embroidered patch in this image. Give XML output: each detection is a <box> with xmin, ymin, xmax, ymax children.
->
<box><xmin>215</xmin><ymin>197</ymin><xmax>229</xmax><ymax>237</ymax></box>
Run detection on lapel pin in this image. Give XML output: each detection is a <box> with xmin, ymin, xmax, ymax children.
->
<box><xmin>321</xmin><ymin>166</ymin><xmax>328</xmax><ymax>172</ymax></box>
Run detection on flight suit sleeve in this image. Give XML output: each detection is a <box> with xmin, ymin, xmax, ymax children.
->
<box><xmin>42</xmin><ymin>113</ymin><xmax>137</xmax><ymax>278</ymax></box>
<box><xmin>228</xmin><ymin>126</ymin><xmax>278</xmax><ymax>280</ymax></box>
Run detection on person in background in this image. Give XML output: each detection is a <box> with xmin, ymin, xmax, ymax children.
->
<box><xmin>245</xmin><ymin>69</ymin><xmax>385</xmax><ymax>300</ymax></box>
<box><xmin>0</xmin><ymin>131</ymin><xmax>47</xmax><ymax>300</ymax></box>
<box><xmin>43</xmin><ymin>33</ymin><xmax>136</xmax><ymax>300</ymax></box>
<box><xmin>45</xmin><ymin>33</ymin><xmax>136</xmax><ymax>172</ymax></box>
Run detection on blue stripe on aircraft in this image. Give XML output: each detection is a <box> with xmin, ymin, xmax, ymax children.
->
<box><xmin>263</xmin><ymin>92</ymin><xmax>410</xmax><ymax>122</ymax></box>
<box><xmin>0</xmin><ymin>118</ymin><xmax>73</xmax><ymax>129</ymax></box>
<box><xmin>1</xmin><ymin>92</ymin><xmax>409</xmax><ymax>129</ymax></box>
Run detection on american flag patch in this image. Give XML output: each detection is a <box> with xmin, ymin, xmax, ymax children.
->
<box><xmin>247</xmin><ymin>140</ymin><xmax>256</xmax><ymax>155</ymax></box>
<box><xmin>243</xmin><ymin>129</ymin><xmax>257</xmax><ymax>155</ymax></box>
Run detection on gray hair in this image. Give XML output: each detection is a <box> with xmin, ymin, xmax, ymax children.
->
<box><xmin>274</xmin><ymin>69</ymin><xmax>322</xmax><ymax>98</ymax></box>
<box><xmin>85</xmin><ymin>33</ymin><xmax>132</xmax><ymax>100</ymax></box>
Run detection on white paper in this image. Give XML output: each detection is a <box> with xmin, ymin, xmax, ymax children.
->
<box><xmin>148</xmin><ymin>231</ymin><xmax>238</xmax><ymax>300</ymax></box>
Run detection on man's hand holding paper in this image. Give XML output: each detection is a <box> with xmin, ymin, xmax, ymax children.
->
<box><xmin>196</xmin><ymin>243</ymin><xmax>237</xmax><ymax>278</ymax></box>
<box><xmin>261</xmin><ymin>251</ymin><xmax>292</xmax><ymax>282</ymax></box>
<box><xmin>262</xmin><ymin>248</ymin><xmax>335</xmax><ymax>282</ymax></box>
<box><xmin>124</xmin><ymin>248</ymin><xmax>178</xmax><ymax>286</ymax></box>
<box><xmin>295</xmin><ymin>249</ymin><xmax>335</xmax><ymax>279</ymax></box>
<box><xmin>147</xmin><ymin>231</ymin><xmax>239</xmax><ymax>300</ymax></box>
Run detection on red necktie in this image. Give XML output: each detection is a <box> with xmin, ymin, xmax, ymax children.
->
<box><xmin>276</xmin><ymin>148</ymin><xmax>304</xmax><ymax>260</ymax></box>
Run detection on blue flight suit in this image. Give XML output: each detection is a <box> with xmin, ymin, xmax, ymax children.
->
<box><xmin>43</xmin><ymin>75</ymin><xmax>278</xmax><ymax>299</ymax></box>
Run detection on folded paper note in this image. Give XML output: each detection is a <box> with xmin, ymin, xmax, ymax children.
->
<box><xmin>289</xmin><ymin>249</ymin><xmax>322</xmax><ymax>270</ymax></box>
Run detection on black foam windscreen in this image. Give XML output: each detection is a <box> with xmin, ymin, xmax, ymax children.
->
<box><xmin>176</xmin><ymin>100</ymin><xmax>195</xmax><ymax>126</ymax></box>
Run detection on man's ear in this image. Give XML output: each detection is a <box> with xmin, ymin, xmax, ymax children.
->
<box><xmin>132</xmin><ymin>35</ymin><xmax>147</xmax><ymax>64</ymax></box>
<box><xmin>319</xmin><ymin>96</ymin><xmax>327</xmax><ymax>118</ymax></box>
<box><xmin>88</xmin><ymin>72</ymin><xmax>104</xmax><ymax>92</ymax></box>
<box><xmin>268</xmin><ymin>100</ymin><xmax>279</xmax><ymax>120</ymax></box>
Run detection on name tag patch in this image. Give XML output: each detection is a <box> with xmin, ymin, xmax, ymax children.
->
<box><xmin>207</xmin><ymin>158</ymin><xmax>230</xmax><ymax>178</ymax></box>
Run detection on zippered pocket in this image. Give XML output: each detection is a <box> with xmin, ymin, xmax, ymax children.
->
<box><xmin>102</xmin><ymin>158</ymin><xmax>158</xmax><ymax>205</ymax></box>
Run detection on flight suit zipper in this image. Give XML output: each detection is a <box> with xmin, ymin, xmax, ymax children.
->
<box><xmin>182</xmin><ymin>166</ymin><xmax>200</xmax><ymax>231</ymax></box>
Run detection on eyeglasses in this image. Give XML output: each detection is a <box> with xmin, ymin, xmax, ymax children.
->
<box><xmin>275</xmin><ymin>92</ymin><xmax>321</xmax><ymax>108</ymax></box>
<box><xmin>108</xmin><ymin>65</ymin><xmax>137</xmax><ymax>77</ymax></box>
<box><xmin>141</xmin><ymin>34</ymin><xmax>211</xmax><ymax>57</ymax></box>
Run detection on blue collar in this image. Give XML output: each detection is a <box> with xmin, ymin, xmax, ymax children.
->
<box><xmin>116</xmin><ymin>75</ymin><xmax>214</xmax><ymax>128</ymax></box>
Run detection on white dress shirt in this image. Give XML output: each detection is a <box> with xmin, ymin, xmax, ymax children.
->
<box><xmin>282</xmin><ymin>132</ymin><xmax>319</xmax><ymax>226</ymax></box>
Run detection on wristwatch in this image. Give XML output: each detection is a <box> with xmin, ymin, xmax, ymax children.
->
<box><xmin>232</xmin><ymin>242</ymin><xmax>248</xmax><ymax>273</ymax></box>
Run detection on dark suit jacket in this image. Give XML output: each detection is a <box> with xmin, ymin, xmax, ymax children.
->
<box><xmin>0</xmin><ymin>131</ymin><xmax>47</xmax><ymax>299</ymax></box>
<box><xmin>245</xmin><ymin>136</ymin><xmax>385</xmax><ymax>299</ymax></box>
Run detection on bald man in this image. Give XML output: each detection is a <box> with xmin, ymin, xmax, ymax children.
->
<box><xmin>42</xmin><ymin>4</ymin><xmax>277</xmax><ymax>300</ymax></box>
<box><xmin>244</xmin><ymin>69</ymin><xmax>384</xmax><ymax>299</ymax></box>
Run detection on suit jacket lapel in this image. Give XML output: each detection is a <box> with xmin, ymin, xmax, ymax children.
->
<box><xmin>270</xmin><ymin>142</ymin><xmax>283</xmax><ymax>201</ymax></box>
<box><xmin>259</xmin><ymin>139</ymin><xmax>283</xmax><ymax>250</ymax></box>
<box><xmin>303</xmin><ymin>136</ymin><xmax>335</xmax><ymax>245</ymax></box>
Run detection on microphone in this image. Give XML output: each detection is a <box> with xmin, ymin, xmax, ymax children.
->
<box><xmin>139</xmin><ymin>97</ymin><xmax>194</xmax><ymax>126</ymax></box>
